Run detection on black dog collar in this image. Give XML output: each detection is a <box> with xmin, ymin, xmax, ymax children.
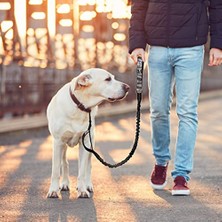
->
<box><xmin>69</xmin><ymin>86</ymin><xmax>91</xmax><ymax>113</ymax></box>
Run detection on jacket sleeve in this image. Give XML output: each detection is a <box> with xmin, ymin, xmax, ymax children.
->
<box><xmin>209</xmin><ymin>0</ymin><xmax>222</xmax><ymax>49</ymax></box>
<box><xmin>128</xmin><ymin>0</ymin><xmax>149</xmax><ymax>54</ymax></box>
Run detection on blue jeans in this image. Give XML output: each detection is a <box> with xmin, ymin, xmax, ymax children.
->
<box><xmin>148</xmin><ymin>45</ymin><xmax>204</xmax><ymax>181</ymax></box>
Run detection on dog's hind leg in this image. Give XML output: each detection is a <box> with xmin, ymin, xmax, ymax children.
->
<box><xmin>61</xmin><ymin>146</ymin><xmax>70</xmax><ymax>191</ymax></box>
<box><xmin>47</xmin><ymin>139</ymin><xmax>64</xmax><ymax>198</ymax></box>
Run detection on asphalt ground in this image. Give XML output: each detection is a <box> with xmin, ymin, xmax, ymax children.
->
<box><xmin>0</xmin><ymin>91</ymin><xmax>222</xmax><ymax>222</ymax></box>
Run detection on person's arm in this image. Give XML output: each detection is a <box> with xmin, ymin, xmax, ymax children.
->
<box><xmin>208</xmin><ymin>0</ymin><xmax>222</xmax><ymax>66</ymax></box>
<box><xmin>128</xmin><ymin>0</ymin><xmax>148</xmax><ymax>55</ymax></box>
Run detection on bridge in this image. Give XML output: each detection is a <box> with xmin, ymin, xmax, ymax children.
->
<box><xmin>0</xmin><ymin>0</ymin><xmax>221</xmax><ymax>117</ymax></box>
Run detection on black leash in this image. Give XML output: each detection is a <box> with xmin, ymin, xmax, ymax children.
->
<box><xmin>82</xmin><ymin>57</ymin><xmax>144</xmax><ymax>168</ymax></box>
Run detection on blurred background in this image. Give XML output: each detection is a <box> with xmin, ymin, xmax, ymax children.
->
<box><xmin>0</xmin><ymin>0</ymin><xmax>222</xmax><ymax>119</ymax></box>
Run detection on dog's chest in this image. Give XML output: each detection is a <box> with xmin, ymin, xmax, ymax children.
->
<box><xmin>61</xmin><ymin>130</ymin><xmax>83</xmax><ymax>147</ymax></box>
<box><xmin>61</xmin><ymin>117</ymin><xmax>91</xmax><ymax>147</ymax></box>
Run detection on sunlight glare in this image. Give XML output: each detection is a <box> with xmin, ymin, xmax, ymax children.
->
<box><xmin>48</xmin><ymin>0</ymin><xmax>55</xmax><ymax>37</ymax></box>
<box><xmin>27</xmin><ymin>28</ymin><xmax>34</xmax><ymax>36</ymax></box>
<box><xmin>59</xmin><ymin>19</ymin><xmax>72</xmax><ymax>27</ymax></box>
<box><xmin>31</xmin><ymin>12</ymin><xmax>46</xmax><ymax>20</ymax></box>
<box><xmin>80</xmin><ymin>11</ymin><xmax>97</xmax><ymax>21</ymax></box>
<box><xmin>29</xmin><ymin>0</ymin><xmax>43</xmax><ymax>5</ymax></box>
<box><xmin>106</xmin><ymin>41</ymin><xmax>114</xmax><ymax>48</ymax></box>
<box><xmin>5</xmin><ymin>29</ymin><xmax>13</xmax><ymax>39</ymax></box>
<box><xmin>15</xmin><ymin>0</ymin><xmax>26</xmax><ymax>42</ymax></box>
<box><xmin>0</xmin><ymin>2</ymin><xmax>11</xmax><ymax>10</ymax></box>
<box><xmin>19</xmin><ymin>140</ymin><xmax>32</xmax><ymax>148</ymax></box>
<box><xmin>114</xmin><ymin>33</ymin><xmax>126</xmax><ymax>41</ymax></box>
<box><xmin>57</xmin><ymin>4</ymin><xmax>71</xmax><ymax>14</ymax></box>
<box><xmin>1</xmin><ymin>21</ymin><xmax>13</xmax><ymax>32</ymax></box>
<box><xmin>112</xmin><ymin>22</ymin><xmax>119</xmax><ymax>29</ymax></box>
<box><xmin>82</xmin><ymin>25</ymin><xmax>94</xmax><ymax>32</ymax></box>
<box><xmin>96</xmin><ymin>5</ymin><xmax>105</xmax><ymax>13</ymax></box>
<box><xmin>112</xmin><ymin>0</ymin><xmax>131</xmax><ymax>19</ymax></box>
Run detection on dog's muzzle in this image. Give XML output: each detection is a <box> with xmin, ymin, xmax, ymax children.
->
<box><xmin>108</xmin><ymin>84</ymin><xmax>129</xmax><ymax>102</ymax></box>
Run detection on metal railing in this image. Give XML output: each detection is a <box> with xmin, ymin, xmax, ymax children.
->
<box><xmin>0</xmin><ymin>0</ymin><xmax>222</xmax><ymax>118</ymax></box>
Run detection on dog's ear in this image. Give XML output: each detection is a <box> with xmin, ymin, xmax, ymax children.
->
<box><xmin>75</xmin><ymin>74</ymin><xmax>92</xmax><ymax>90</ymax></box>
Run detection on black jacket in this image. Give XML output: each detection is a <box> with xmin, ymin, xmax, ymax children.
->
<box><xmin>129</xmin><ymin>0</ymin><xmax>222</xmax><ymax>53</ymax></box>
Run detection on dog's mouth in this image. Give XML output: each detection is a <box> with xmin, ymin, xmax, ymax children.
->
<box><xmin>108</xmin><ymin>98</ymin><xmax>117</xmax><ymax>102</ymax></box>
<box><xmin>108</xmin><ymin>92</ymin><xmax>128</xmax><ymax>102</ymax></box>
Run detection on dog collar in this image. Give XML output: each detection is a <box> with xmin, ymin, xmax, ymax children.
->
<box><xmin>69</xmin><ymin>86</ymin><xmax>91</xmax><ymax>113</ymax></box>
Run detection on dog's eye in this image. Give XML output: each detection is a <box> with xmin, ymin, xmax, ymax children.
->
<box><xmin>105</xmin><ymin>76</ymin><xmax>111</xmax><ymax>82</ymax></box>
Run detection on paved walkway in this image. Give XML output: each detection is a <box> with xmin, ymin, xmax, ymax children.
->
<box><xmin>0</xmin><ymin>91</ymin><xmax>222</xmax><ymax>222</ymax></box>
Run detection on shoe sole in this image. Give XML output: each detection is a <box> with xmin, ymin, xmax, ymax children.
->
<box><xmin>172</xmin><ymin>189</ymin><xmax>190</xmax><ymax>196</ymax></box>
<box><xmin>150</xmin><ymin>181</ymin><xmax>167</xmax><ymax>190</ymax></box>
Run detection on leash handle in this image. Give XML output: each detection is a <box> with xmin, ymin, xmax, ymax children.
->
<box><xmin>136</xmin><ymin>56</ymin><xmax>144</xmax><ymax>94</ymax></box>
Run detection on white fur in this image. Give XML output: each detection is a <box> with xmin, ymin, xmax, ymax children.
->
<box><xmin>47</xmin><ymin>68</ymin><xmax>129</xmax><ymax>198</ymax></box>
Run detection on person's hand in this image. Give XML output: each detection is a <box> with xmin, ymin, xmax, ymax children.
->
<box><xmin>130</xmin><ymin>48</ymin><xmax>145</xmax><ymax>64</ymax></box>
<box><xmin>208</xmin><ymin>48</ymin><xmax>222</xmax><ymax>66</ymax></box>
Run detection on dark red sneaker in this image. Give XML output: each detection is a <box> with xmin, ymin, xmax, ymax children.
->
<box><xmin>150</xmin><ymin>163</ymin><xmax>168</xmax><ymax>190</ymax></box>
<box><xmin>172</xmin><ymin>176</ymin><xmax>190</xmax><ymax>196</ymax></box>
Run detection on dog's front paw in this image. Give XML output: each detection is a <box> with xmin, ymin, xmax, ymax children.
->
<box><xmin>77</xmin><ymin>179</ymin><xmax>92</xmax><ymax>198</ymax></box>
<box><xmin>86</xmin><ymin>184</ymin><xmax>94</xmax><ymax>193</ymax></box>
<box><xmin>61</xmin><ymin>184</ymin><xmax>70</xmax><ymax>192</ymax></box>
<box><xmin>77</xmin><ymin>185</ymin><xmax>91</xmax><ymax>198</ymax></box>
<box><xmin>47</xmin><ymin>184</ymin><xmax>60</xmax><ymax>198</ymax></box>
<box><xmin>77</xmin><ymin>189</ymin><xmax>90</xmax><ymax>198</ymax></box>
<box><xmin>47</xmin><ymin>190</ymin><xmax>60</xmax><ymax>198</ymax></box>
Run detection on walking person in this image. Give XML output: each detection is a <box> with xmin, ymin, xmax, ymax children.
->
<box><xmin>129</xmin><ymin>0</ymin><xmax>222</xmax><ymax>195</ymax></box>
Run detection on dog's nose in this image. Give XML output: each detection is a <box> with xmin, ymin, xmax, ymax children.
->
<box><xmin>123</xmin><ymin>84</ymin><xmax>130</xmax><ymax>92</ymax></box>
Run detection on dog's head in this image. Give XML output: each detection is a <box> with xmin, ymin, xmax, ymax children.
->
<box><xmin>72</xmin><ymin>68</ymin><xmax>129</xmax><ymax>107</ymax></box>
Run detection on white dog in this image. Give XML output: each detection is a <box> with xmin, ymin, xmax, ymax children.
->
<box><xmin>47</xmin><ymin>68</ymin><xmax>129</xmax><ymax>198</ymax></box>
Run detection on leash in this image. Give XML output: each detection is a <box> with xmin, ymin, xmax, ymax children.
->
<box><xmin>82</xmin><ymin>57</ymin><xmax>144</xmax><ymax>168</ymax></box>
